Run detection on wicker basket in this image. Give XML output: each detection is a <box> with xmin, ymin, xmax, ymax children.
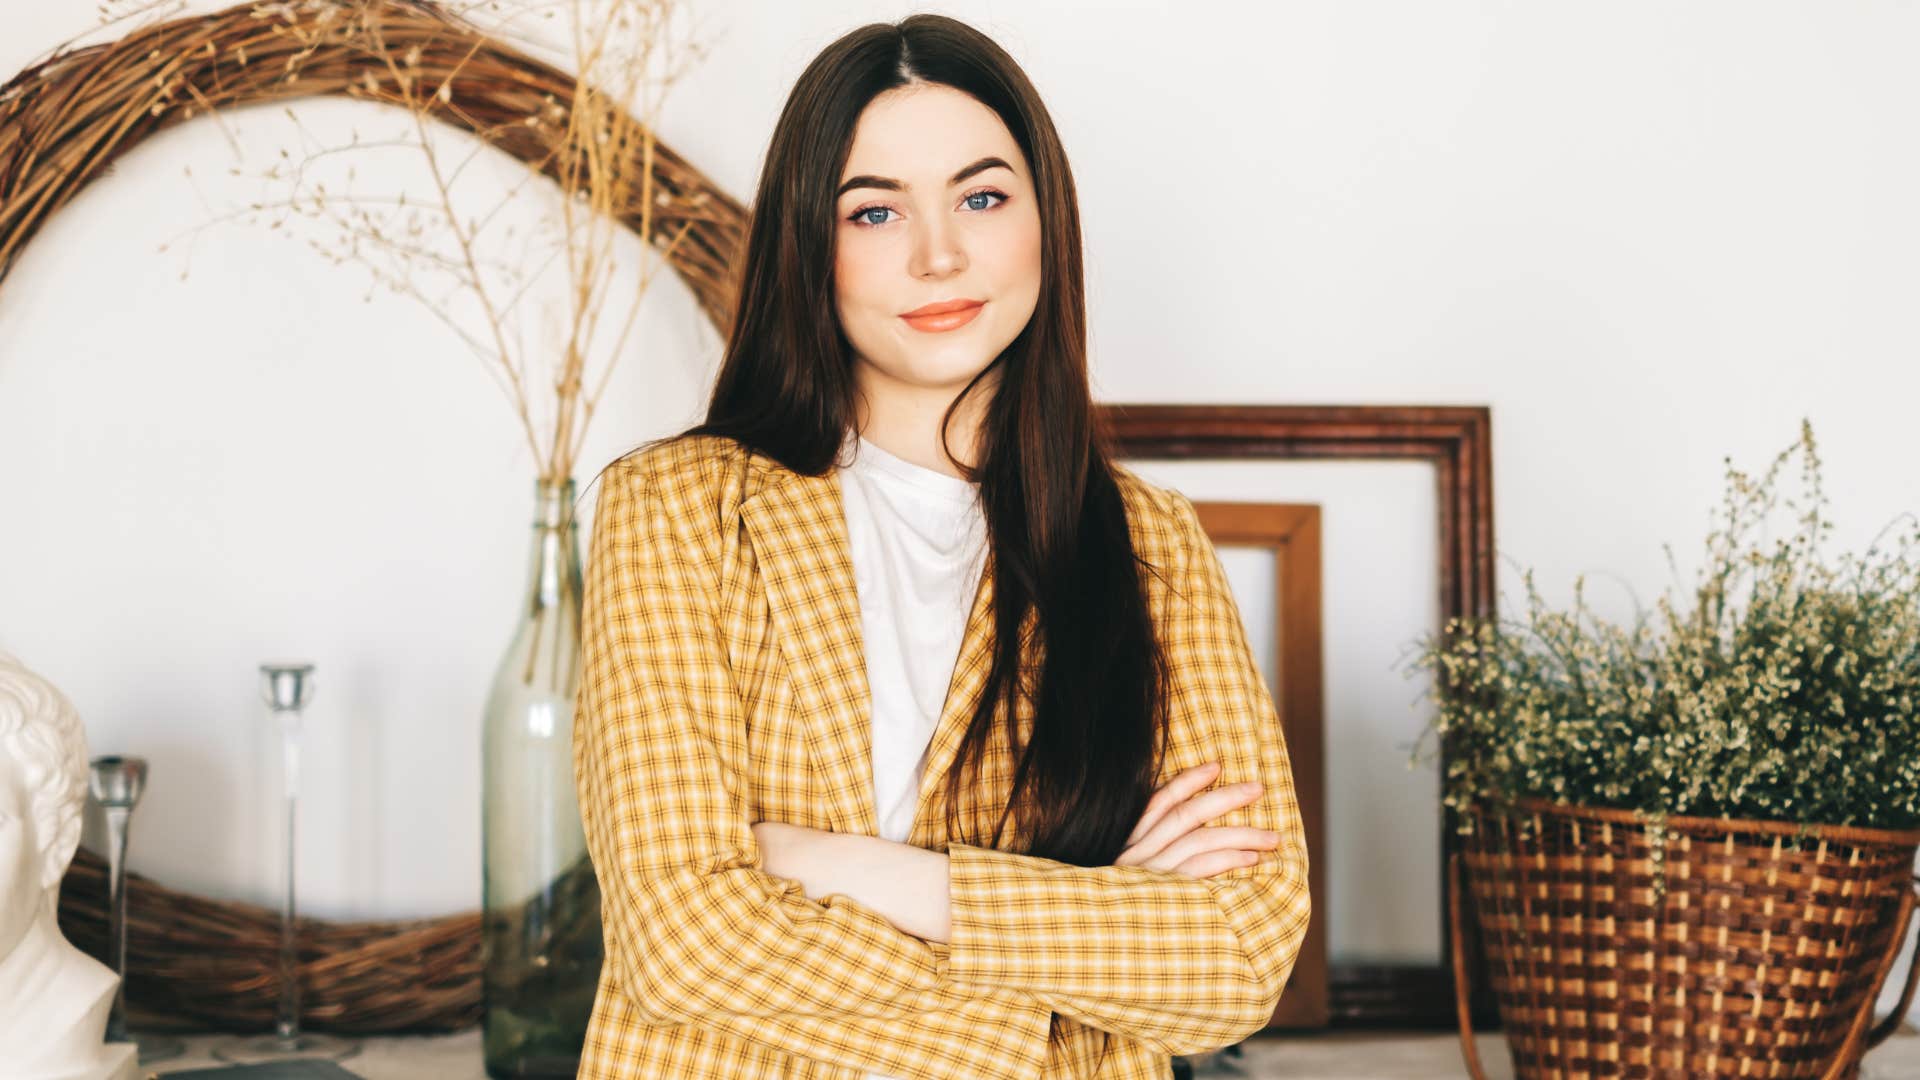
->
<box><xmin>1449</xmin><ymin>798</ymin><xmax>1920</xmax><ymax>1080</ymax></box>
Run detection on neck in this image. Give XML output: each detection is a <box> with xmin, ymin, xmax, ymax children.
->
<box><xmin>851</xmin><ymin>365</ymin><xmax>997</xmax><ymax>478</ymax></box>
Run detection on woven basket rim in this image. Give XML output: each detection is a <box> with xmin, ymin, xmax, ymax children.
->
<box><xmin>1468</xmin><ymin>795</ymin><xmax>1920</xmax><ymax>847</ymax></box>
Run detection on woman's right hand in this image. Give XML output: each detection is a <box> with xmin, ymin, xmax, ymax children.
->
<box><xmin>1115</xmin><ymin>761</ymin><xmax>1280</xmax><ymax>879</ymax></box>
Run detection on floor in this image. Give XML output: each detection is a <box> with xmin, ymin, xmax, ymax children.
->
<box><xmin>142</xmin><ymin>1024</ymin><xmax>1920</xmax><ymax>1078</ymax></box>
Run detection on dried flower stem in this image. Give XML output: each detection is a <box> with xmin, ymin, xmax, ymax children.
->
<box><xmin>154</xmin><ymin>0</ymin><xmax>707</xmax><ymax>484</ymax></box>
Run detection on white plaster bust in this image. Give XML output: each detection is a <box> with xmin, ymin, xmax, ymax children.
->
<box><xmin>0</xmin><ymin>649</ymin><xmax>139</xmax><ymax>1080</ymax></box>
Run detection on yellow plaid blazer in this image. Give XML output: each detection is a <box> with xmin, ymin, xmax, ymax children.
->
<box><xmin>573</xmin><ymin>432</ymin><xmax>1310</xmax><ymax>1079</ymax></box>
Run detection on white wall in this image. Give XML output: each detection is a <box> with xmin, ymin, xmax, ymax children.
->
<box><xmin>3</xmin><ymin>1</ymin><xmax>1916</xmax><ymax>1027</ymax></box>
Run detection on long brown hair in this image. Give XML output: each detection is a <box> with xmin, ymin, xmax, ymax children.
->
<box><xmin>623</xmin><ymin>13</ymin><xmax>1168</xmax><ymax>867</ymax></box>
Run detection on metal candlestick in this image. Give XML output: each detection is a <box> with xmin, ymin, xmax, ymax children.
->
<box><xmin>87</xmin><ymin>755</ymin><xmax>185</xmax><ymax>1064</ymax></box>
<box><xmin>211</xmin><ymin>662</ymin><xmax>361</xmax><ymax>1063</ymax></box>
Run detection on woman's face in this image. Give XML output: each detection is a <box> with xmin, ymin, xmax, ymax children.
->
<box><xmin>833</xmin><ymin>82</ymin><xmax>1042</xmax><ymax>416</ymax></box>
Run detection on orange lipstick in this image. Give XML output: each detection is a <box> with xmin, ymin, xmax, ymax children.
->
<box><xmin>901</xmin><ymin>297</ymin><xmax>984</xmax><ymax>333</ymax></box>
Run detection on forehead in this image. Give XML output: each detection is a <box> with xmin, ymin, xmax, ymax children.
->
<box><xmin>841</xmin><ymin>84</ymin><xmax>1021</xmax><ymax>182</ymax></box>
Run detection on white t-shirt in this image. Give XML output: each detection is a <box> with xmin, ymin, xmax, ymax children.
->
<box><xmin>835</xmin><ymin>430</ymin><xmax>987</xmax><ymax>1080</ymax></box>
<box><xmin>836</xmin><ymin>430</ymin><xmax>988</xmax><ymax>844</ymax></box>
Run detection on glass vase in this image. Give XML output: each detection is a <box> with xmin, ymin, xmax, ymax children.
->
<box><xmin>481</xmin><ymin>476</ymin><xmax>604</xmax><ymax>1079</ymax></box>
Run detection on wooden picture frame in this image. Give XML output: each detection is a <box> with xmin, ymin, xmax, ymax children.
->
<box><xmin>1186</xmin><ymin>499</ymin><xmax>1329</xmax><ymax>1028</ymax></box>
<box><xmin>1103</xmin><ymin>402</ymin><xmax>1498</xmax><ymax>1027</ymax></box>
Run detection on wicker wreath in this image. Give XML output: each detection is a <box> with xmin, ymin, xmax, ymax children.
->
<box><xmin>3</xmin><ymin>0</ymin><xmax>749</xmax><ymax>1033</ymax></box>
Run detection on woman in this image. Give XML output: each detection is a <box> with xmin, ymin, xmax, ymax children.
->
<box><xmin>572</xmin><ymin>13</ymin><xmax>1309</xmax><ymax>1080</ymax></box>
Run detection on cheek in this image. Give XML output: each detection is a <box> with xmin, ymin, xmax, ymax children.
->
<box><xmin>988</xmin><ymin>206</ymin><xmax>1043</xmax><ymax>289</ymax></box>
<box><xmin>833</xmin><ymin>234</ymin><xmax>886</xmax><ymax>309</ymax></box>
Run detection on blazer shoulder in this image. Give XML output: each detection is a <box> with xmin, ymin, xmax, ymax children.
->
<box><xmin>593</xmin><ymin>433</ymin><xmax>755</xmax><ymax>545</ymax></box>
<box><xmin>1111</xmin><ymin>460</ymin><xmax>1180</xmax><ymax>512</ymax></box>
<box><xmin>1110</xmin><ymin>460</ymin><xmax>1203</xmax><ymax>567</ymax></box>
<box><xmin>602</xmin><ymin>432</ymin><xmax>746</xmax><ymax>495</ymax></box>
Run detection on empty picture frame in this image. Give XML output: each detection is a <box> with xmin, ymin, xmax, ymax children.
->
<box><xmin>1184</xmin><ymin>497</ymin><xmax>1329</xmax><ymax>1029</ymax></box>
<box><xmin>1104</xmin><ymin>403</ymin><xmax>1496</xmax><ymax>1027</ymax></box>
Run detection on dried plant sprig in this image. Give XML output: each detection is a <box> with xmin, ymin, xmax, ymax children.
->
<box><xmin>142</xmin><ymin>0</ymin><xmax>714</xmax><ymax>483</ymax></box>
<box><xmin>1406</xmin><ymin>418</ymin><xmax>1920</xmax><ymax>834</ymax></box>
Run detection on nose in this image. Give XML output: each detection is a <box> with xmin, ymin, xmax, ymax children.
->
<box><xmin>909</xmin><ymin>213</ymin><xmax>968</xmax><ymax>279</ymax></box>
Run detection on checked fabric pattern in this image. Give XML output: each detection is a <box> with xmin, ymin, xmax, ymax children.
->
<box><xmin>572</xmin><ymin>433</ymin><xmax>1310</xmax><ymax>1079</ymax></box>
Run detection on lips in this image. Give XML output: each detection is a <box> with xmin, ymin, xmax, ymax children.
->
<box><xmin>901</xmin><ymin>297</ymin><xmax>984</xmax><ymax>333</ymax></box>
<box><xmin>903</xmin><ymin>297</ymin><xmax>984</xmax><ymax>317</ymax></box>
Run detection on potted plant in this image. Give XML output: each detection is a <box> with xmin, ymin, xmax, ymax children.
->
<box><xmin>1408</xmin><ymin>420</ymin><xmax>1920</xmax><ymax>1080</ymax></box>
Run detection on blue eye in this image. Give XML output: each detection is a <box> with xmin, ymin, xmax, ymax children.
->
<box><xmin>847</xmin><ymin>188</ymin><xmax>1009</xmax><ymax>228</ymax></box>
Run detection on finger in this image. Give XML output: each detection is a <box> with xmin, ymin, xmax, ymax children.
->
<box><xmin>1171</xmin><ymin>847</ymin><xmax>1265</xmax><ymax>880</ymax></box>
<box><xmin>1130</xmin><ymin>762</ymin><xmax>1220</xmax><ymax>840</ymax></box>
<box><xmin>1128</xmin><ymin>780</ymin><xmax>1263</xmax><ymax>862</ymax></box>
<box><xmin>1124</xmin><ymin>761</ymin><xmax>1222</xmax><ymax>848</ymax></box>
<box><xmin>1145</xmin><ymin>825</ymin><xmax>1280</xmax><ymax>873</ymax></box>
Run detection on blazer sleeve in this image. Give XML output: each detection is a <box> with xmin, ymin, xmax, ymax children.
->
<box><xmin>576</xmin><ymin>456</ymin><xmax>1000</xmax><ymax>1029</ymax></box>
<box><xmin>941</xmin><ymin>490</ymin><xmax>1312</xmax><ymax>1057</ymax></box>
<box><xmin>692</xmin><ymin>984</ymin><xmax>1052</xmax><ymax>1080</ymax></box>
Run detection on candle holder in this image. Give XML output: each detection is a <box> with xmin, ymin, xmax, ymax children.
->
<box><xmin>210</xmin><ymin>662</ymin><xmax>360</xmax><ymax>1064</ymax></box>
<box><xmin>86</xmin><ymin>754</ymin><xmax>186</xmax><ymax>1065</ymax></box>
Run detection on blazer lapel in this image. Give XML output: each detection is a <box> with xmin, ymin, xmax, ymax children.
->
<box><xmin>739</xmin><ymin>464</ymin><xmax>875</xmax><ymax>837</ymax></box>
<box><xmin>739</xmin><ymin>447</ymin><xmax>1000</xmax><ymax>845</ymax></box>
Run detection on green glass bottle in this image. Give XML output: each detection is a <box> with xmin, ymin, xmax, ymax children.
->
<box><xmin>481</xmin><ymin>476</ymin><xmax>603</xmax><ymax>1078</ymax></box>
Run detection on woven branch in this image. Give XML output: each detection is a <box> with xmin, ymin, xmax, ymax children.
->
<box><xmin>0</xmin><ymin>0</ymin><xmax>747</xmax><ymax>333</ymax></box>
<box><xmin>59</xmin><ymin>844</ymin><xmax>484</xmax><ymax>1032</ymax></box>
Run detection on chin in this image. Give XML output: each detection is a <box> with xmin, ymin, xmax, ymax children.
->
<box><xmin>866</xmin><ymin>348</ymin><xmax>988</xmax><ymax>388</ymax></box>
<box><xmin>920</xmin><ymin>356</ymin><xmax>999</xmax><ymax>388</ymax></box>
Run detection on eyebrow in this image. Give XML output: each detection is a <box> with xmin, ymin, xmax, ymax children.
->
<box><xmin>836</xmin><ymin>156</ymin><xmax>1016</xmax><ymax>199</ymax></box>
